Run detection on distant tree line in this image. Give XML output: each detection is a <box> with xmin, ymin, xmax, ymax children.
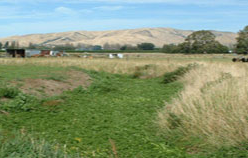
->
<box><xmin>0</xmin><ymin>41</ymin><xmax>20</xmax><ymax>49</ymax></box>
<box><xmin>1</xmin><ymin>25</ymin><xmax>247</xmax><ymax>54</ymax></box>
<box><xmin>162</xmin><ymin>31</ymin><xmax>229</xmax><ymax>54</ymax></box>
<box><xmin>162</xmin><ymin>26</ymin><xmax>248</xmax><ymax>54</ymax></box>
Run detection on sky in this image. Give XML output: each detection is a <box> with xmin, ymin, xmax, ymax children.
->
<box><xmin>0</xmin><ymin>0</ymin><xmax>247</xmax><ymax>37</ymax></box>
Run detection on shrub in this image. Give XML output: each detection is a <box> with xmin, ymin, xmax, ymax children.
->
<box><xmin>0</xmin><ymin>93</ymin><xmax>40</xmax><ymax>112</ymax></box>
<box><xmin>163</xmin><ymin>63</ymin><xmax>197</xmax><ymax>84</ymax></box>
<box><xmin>0</xmin><ymin>87</ymin><xmax>21</xmax><ymax>98</ymax></box>
<box><xmin>133</xmin><ymin>64</ymin><xmax>157</xmax><ymax>79</ymax></box>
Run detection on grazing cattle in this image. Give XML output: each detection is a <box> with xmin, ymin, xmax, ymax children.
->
<box><xmin>232</xmin><ymin>57</ymin><xmax>248</xmax><ymax>62</ymax></box>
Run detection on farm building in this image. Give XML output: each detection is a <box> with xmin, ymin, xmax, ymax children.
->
<box><xmin>6</xmin><ymin>49</ymin><xmax>65</xmax><ymax>58</ymax></box>
<box><xmin>6</xmin><ymin>49</ymin><xmax>26</xmax><ymax>58</ymax></box>
<box><xmin>26</xmin><ymin>50</ymin><xmax>41</xmax><ymax>57</ymax></box>
<box><xmin>40</xmin><ymin>50</ymin><xmax>64</xmax><ymax>57</ymax></box>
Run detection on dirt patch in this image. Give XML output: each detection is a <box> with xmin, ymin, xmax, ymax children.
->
<box><xmin>11</xmin><ymin>70</ymin><xmax>91</xmax><ymax>97</ymax></box>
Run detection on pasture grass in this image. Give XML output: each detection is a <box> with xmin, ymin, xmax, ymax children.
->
<box><xmin>0</xmin><ymin>65</ymin><xmax>69</xmax><ymax>82</ymax></box>
<box><xmin>0</xmin><ymin>64</ymin><xmax>187</xmax><ymax>157</ymax></box>
<box><xmin>0</xmin><ymin>130</ymin><xmax>76</xmax><ymax>158</ymax></box>
<box><xmin>0</xmin><ymin>56</ymin><xmax>229</xmax><ymax>77</ymax></box>
<box><xmin>0</xmin><ymin>57</ymin><xmax>247</xmax><ymax>157</ymax></box>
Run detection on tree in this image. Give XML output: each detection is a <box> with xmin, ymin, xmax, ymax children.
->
<box><xmin>16</xmin><ymin>41</ymin><xmax>20</xmax><ymax>48</ymax></box>
<box><xmin>103</xmin><ymin>43</ymin><xmax>122</xmax><ymax>50</ymax></box>
<box><xmin>10</xmin><ymin>41</ymin><xmax>20</xmax><ymax>48</ymax></box>
<box><xmin>9</xmin><ymin>41</ymin><xmax>16</xmax><ymax>49</ymax></box>
<box><xmin>4</xmin><ymin>41</ymin><xmax>9</xmax><ymax>49</ymax></box>
<box><xmin>137</xmin><ymin>43</ymin><xmax>155</xmax><ymax>50</ymax></box>
<box><xmin>120</xmin><ymin>45</ymin><xmax>127</xmax><ymax>50</ymax></box>
<box><xmin>120</xmin><ymin>44</ymin><xmax>137</xmax><ymax>51</ymax></box>
<box><xmin>103</xmin><ymin>43</ymin><xmax>111</xmax><ymax>50</ymax></box>
<box><xmin>235</xmin><ymin>25</ymin><xmax>248</xmax><ymax>54</ymax></box>
<box><xmin>28</xmin><ymin>42</ymin><xmax>37</xmax><ymax>49</ymax></box>
<box><xmin>111</xmin><ymin>44</ymin><xmax>121</xmax><ymax>50</ymax></box>
<box><xmin>180</xmin><ymin>30</ymin><xmax>228</xmax><ymax>54</ymax></box>
<box><xmin>92</xmin><ymin>45</ymin><xmax>102</xmax><ymax>51</ymax></box>
<box><xmin>162</xmin><ymin>44</ymin><xmax>179</xmax><ymax>53</ymax></box>
<box><xmin>0</xmin><ymin>42</ymin><xmax>2</xmax><ymax>49</ymax></box>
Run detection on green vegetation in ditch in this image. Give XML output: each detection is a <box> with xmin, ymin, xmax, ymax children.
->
<box><xmin>0</xmin><ymin>65</ymin><xmax>186</xmax><ymax>157</ymax></box>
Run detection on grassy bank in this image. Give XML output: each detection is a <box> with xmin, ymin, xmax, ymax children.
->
<box><xmin>158</xmin><ymin>63</ymin><xmax>248</xmax><ymax>157</ymax></box>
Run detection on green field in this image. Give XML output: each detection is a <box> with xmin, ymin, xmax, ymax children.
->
<box><xmin>0</xmin><ymin>65</ymin><xmax>184</xmax><ymax>157</ymax></box>
<box><xmin>0</xmin><ymin>58</ymin><xmax>247</xmax><ymax>158</ymax></box>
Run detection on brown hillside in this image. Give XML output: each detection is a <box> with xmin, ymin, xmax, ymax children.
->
<box><xmin>0</xmin><ymin>27</ymin><xmax>237</xmax><ymax>47</ymax></box>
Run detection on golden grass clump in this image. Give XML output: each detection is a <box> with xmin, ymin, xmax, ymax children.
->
<box><xmin>158</xmin><ymin>62</ymin><xmax>248</xmax><ymax>149</ymax></box>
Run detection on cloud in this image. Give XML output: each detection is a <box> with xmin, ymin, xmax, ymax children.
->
<box><xmin>0</xmin><ymin>6</ymin><xmax>49</xmax><ymax>19</ymax></box>
<box><xmin>55</xmin><ymin>6</ymin><xmax>76</xmax><ymax>15</ymax></box>
<box><xmin>93</xmin><ymin>6</ymin><xmax>124</xmax><ymax>11</ymax></box>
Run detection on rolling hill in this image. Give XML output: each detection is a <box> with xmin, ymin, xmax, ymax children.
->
<box><xmin>0</xmin><ymin>27</ymin><xmax>237</xmax><ymax>47</ymax></box>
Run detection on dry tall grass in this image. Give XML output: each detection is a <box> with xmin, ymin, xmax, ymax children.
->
<box><xmin>0</xmin><ymin>58</ymin><xmax>192</xmax><ymax>77</ymax></box>
<box><xmin>158</xmin><ymin>62</ymin><xmax>248</xmax><ymax>149</ymax></box>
